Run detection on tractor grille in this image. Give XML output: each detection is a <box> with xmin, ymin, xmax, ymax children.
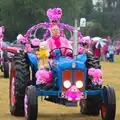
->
<box><xmin>62</xmin><ymin>70</ymin><xmax>84</xmax><ymax>91</ymax></box>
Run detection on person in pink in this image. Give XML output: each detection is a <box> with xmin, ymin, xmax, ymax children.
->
<box><xmin>94</xmin><ymin>48</ymin><xmax>101</xmax><ymax>58</ymax></box>
<box><xmin>46</xmin><ymin>24</ymin><xmax>72</xmax><ymax>52</ymax></box>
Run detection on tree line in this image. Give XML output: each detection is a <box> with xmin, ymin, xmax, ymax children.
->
<box><xmin>0</xmin><ymin>0</ymin><xmax>119</xmax><ymax>41</ymax></box>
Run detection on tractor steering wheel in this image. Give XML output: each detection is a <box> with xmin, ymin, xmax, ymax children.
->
<box><xmin>49</xmin><ymin>47</ymin><xmax>73</xmax><ymax>58</ymax></box>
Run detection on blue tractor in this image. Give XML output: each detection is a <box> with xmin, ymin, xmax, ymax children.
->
<box><xmin>9</xmin><ymin>22</ymin><xmax>116</xmax><ymax>120</ymax></box>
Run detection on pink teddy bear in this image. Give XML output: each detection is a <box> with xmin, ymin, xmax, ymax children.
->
<box><xmin>65</xmin><ymin>85</ymin><xmax>82</xmax><ymax>101</ymax></box>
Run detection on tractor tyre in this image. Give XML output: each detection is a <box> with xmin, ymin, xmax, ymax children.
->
<box><xmin>86</xmin><ymin>54</ymin><xmax>101</xmax><ymax>69</ymax></box>
<box><xmin>86</xmin><ymin>53</ymin><xmax>102</xmax><ymax>89</ymax></box>
<box><xmin>81</xmin><ymin>54</ymin><xmax>101</xmax><ymax>115</ymax></box>
<box><xmin>24</xmin><ymin>85</ymin><xmax>38</xmax><ymax>120</ymax></box>
<box><xmin>3</xmin><ymin>51</ymin><xmax>8</xmax><ymax>62</ymax></box>
<box><xmin>101</xmin><ymin>85</ymin><xmax>116</xmax><ymax>120</ymax></box>
<box><xmin>80</xmin><ymin>95</ymin><xmax>101</xmax><ymax>115</ymax></box>
<box><xmin>3</xmin><ymin>51</ymin><xmax>9</xmax><ymax>78</ymax></box>
<box><xmin>3</xmin><ymin>61</ymin><xmax>9</xmax><ymax>78</ymax></box>
<box><xmin>9</xmin><ymin>51</ymin><xmax>30</xmax><ymax>116</ymax></box>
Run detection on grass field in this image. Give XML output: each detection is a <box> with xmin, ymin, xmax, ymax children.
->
<box><xmin>0</xmin><ymin>55</ymin><xmax>120</xmax><ymax>120</ymax></box>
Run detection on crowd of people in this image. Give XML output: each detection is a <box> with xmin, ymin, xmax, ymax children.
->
<box><xmin>77</xmin><ymin>35</ymin><xmax>117</xmax><ymax>62</ymax></box>
<box><xmin>91</xmin><ymin>40</ymin><xmax>115</xmax><ymax>62</ymax></box>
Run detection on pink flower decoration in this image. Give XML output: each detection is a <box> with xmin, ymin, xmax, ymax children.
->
<box><xmin>24</xmin><ymin>44</ymin><xmax>33</xmax><ymax>52</ymax></box>
<box><xmin>0</xmin><ymin>26</ymin><xmax>5</xmax><ymax>42</ymax></box>
<box><xmin>79</xmin><ymin>38</ymin><xmax>83</xmax><ymax>44</ymax></box>
<box><xmin>88</xmin><ymin>68</ymin><xmax>103</xmax><ymax>85</ymax></box>
<box><xmin>31</xmin><ymin>38</ymin><xmax>41</xmax><ymax>46</ymax></box>
<box><xmin>0</xmin><ymin>33</ymin><xmax>4</xmax><ymax>42</ymax></box>
<box><xmin>79</xmin><ymin>36</ymin><xmax>91</xmax><ymax>45</ymax></box>
<box><xmin>65</xmin><ymin>85</ymin><xmax>82</xmax><ymax>101</ymax></box>
<box><xmin>47</xmin><ymin>8</ymin><xmax>62</xmax><ymax>21</ymax></box>
<box><xmin>0</xmin><ymin>26</ymin><xmax>5</xmax><ymax>33</ymax></box>
<box><xmin>88</xmin><ymin>68</ymin><xmax>96</xmax><ymax>76</ymax></box>
<box><xmin>36</xmin><ymin>69</ymin><xmax>52</xmax><ymax>85</ymax></box>
<box><xmin>78</xmin><ymin>46</ymin><xmax>85</xmax><ymax>54</ymax></box>
<box><xmin>92</xmin><ymin>78</ymin><xmax>103</xmax><ymax>85</ymax></box>
<box><xmin>92</xmin><ymin>69</ymin><xmax>102</xmax><ymax>79</ymax></box>
<box><xmin>17</xmin><ymin>34</ymin><xmax>28</xmax><ymax>44</ymax></box>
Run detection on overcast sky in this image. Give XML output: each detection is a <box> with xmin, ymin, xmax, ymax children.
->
<box><xmin>92</xmin><ymin>0</ymin><xmax>102</xmax><ymax>5</ymax></box>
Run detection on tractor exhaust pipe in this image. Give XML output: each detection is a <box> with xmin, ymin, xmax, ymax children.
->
<box><xmin>73</xmin><ymin>20</ymin><xmax>78</xmax><ymax>60</ymax></box>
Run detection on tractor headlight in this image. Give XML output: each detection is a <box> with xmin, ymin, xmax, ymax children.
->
<box><xmin>63</xmin><ymin>80</ymin><xmax>71</xmax><ymax>89</ymax></box>
<box><xmin>76</xmin><ymin>81</ymin><xmax>83</xmax><ymax>88</ymax></box>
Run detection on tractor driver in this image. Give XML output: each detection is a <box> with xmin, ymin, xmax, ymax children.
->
<box><xmin>46</xmin><ymin>24</ymin><xmax>72</xmax><ymax>52</ymax></box>
<box><xmin>39</xmin><ymin>24</ymin><xmax>73</xmax><ymax>58</ymax></box>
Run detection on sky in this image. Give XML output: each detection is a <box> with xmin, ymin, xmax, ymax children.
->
<box><xmin>92</xmin><ymin>0</ymin><xmax>102</xmax><ymax>5</ymax></box>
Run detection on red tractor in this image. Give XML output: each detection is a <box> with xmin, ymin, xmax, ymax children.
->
<box><xmin>0</xmin><ymin>43</ymin><xmax>21</xmax><ymax>78</ymax></box>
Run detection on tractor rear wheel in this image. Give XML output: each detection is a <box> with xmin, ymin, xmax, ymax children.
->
<box><xmin>80</xmin><ymin>95</ymin><xmax>101</xmax><ymax>115</ymax></box>
<box><xmin>3</xmin><ymin>61</ymin><xmax>9</xmax><ymax>78</ymax></box>
<box><xmin>101</xmin><ymin>85</ymin><xmax>116</xmax><ymax>120</ymax></box>
<box><xmin>81</xmin><ymin>54</ymin><xmax>101</xmax><ymax>115</ymax></box>
<box><xmin>3</xmin><ymin>51</ymin><xmax>9</xmax><ymax>78</ymax></box>
<box><xmin>9</xmin><ymin>51</ymin><xmax>30</xmax><ymax>116</ymax></box>
<box><xmin>86</xmin><ymin>54</ymin><xmax>101</xmax><ymax>69</ymax></box>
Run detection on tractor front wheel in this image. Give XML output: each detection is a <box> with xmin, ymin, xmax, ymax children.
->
<box><xmin>24</xmin><ymin>85</ymin><xmax>38</xmax><ymax>120</ymax></box>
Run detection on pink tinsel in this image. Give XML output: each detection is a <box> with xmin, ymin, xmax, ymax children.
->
<box><xmin>24</xmin><ymin>22</ymin><xmax>83</xmax><ymax>41</ymax></box>
<box><xmin>88</xmin><ymin>68</ymin><xmax>103</xmax><ymax>85</ymax></box>
<box><xmin>36</xmin><ymin>69</ymin><xmax>52</xmax><ymax>85</ymax></box>
<box><xmin>47</xmin><ymin>8</ymin><xmax>62</xmax><ymax>21</ymax></box>
<box><xmin>65</xmin><ymin>85</ymin><xmax>82</xmax><ymax>101</ymax></box>
<box><xmin>31</xmin><ymin>38</ymin><xmax>41</xmax><ymax>46</ymax></box>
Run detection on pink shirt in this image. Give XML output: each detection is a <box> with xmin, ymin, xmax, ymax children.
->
<box><xmin>47</xmin><ymin>36</ymin><xmax>72</xmax><ymax>50</ymax></box>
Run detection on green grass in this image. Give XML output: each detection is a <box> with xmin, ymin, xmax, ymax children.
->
<box><xmin>0</xmin><ymin>55</ymin><xmax>120</xmax><ymax>120</ymax></box>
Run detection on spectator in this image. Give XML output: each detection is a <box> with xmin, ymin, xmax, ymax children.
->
<box><xmin>106</xmin><ymin>51</ymin><xmax>110</xmax><ymax>61</ymax></box>
<box><xmin>108</xmin><ymin>43</ymin><xmax>115</xmax><ymax>62</ymax></box>
<box><xmin>101</xmin><ymin>44</ymin><xmax>108</xmax><ymax>61</ymax></box>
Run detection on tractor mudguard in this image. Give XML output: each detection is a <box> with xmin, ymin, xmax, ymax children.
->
<box><xmin>26</xmin><ymin>53</ymin><xmax>38</xmax><ymax>72</ymax></box>
<box><xmin>77</xmin><ymin>54</ymin><xmax>87</xmax><ymax>63</ymax></box>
